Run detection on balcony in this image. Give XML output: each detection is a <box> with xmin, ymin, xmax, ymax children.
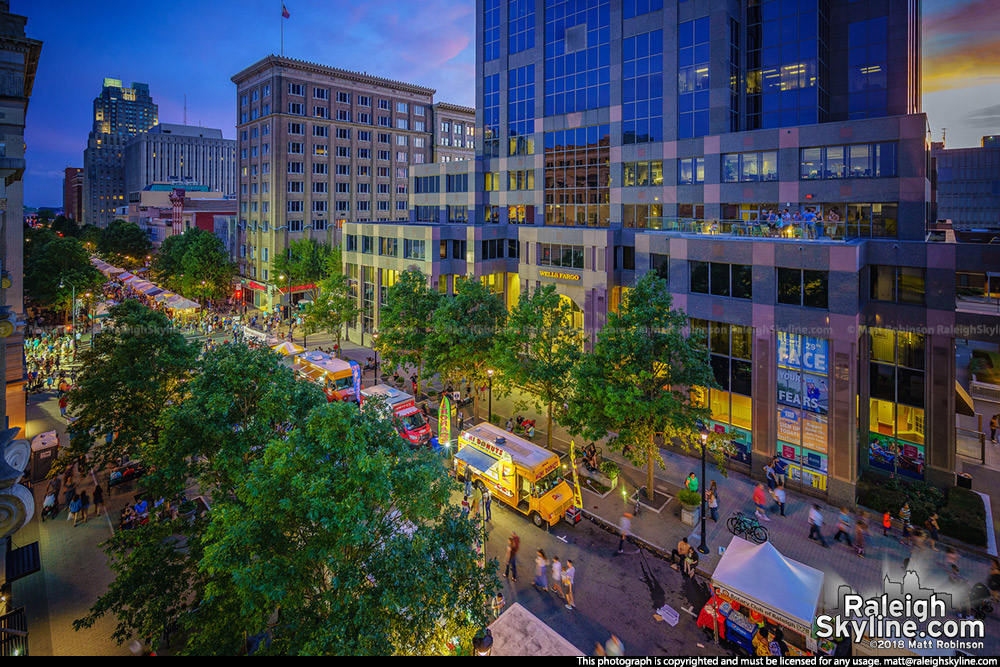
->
<box><xmin>644</xmin><ymin>217</ymin><xmax>895</xmax><ymax>242</ymax></box>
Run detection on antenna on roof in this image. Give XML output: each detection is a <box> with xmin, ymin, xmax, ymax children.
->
<box><xmin>184</xmin><ymin>94</ymin><xmax>187</xmax><ymax>125</ymax></box>
<box><xmin>941</xmin><ymin>127</ymin><xmax>946</xmax><ymax>147</ymax></box>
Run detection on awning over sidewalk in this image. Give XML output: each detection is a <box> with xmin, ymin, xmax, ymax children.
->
<box><xmin>711</xmin><ymin>537</ymin><xmax>823</xmax><ymax>637</ymax></box>
<box><xmin>956</xmin><ymin>380</ymin><xmax>976</xmax><ymax>417</ymax></box>
<box><xmin>454</xmin><ymin>445</ymin><xmax>500</xmax><ymax>474</ymax></box>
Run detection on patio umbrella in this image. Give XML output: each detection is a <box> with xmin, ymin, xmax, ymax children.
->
<box><xmin>272</xmin><ymin>342</ymin><xmax>305</xmax><ymax>356</ymax></box>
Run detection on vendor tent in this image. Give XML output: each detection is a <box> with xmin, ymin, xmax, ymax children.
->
<box><xmin>154</xmin><ymin>292</ymin><xmax>177</xmax><ymax>303</ymax></box>
<box><xmin>489</xmin><ymin>603</ymin><xmax>584</xmax><ymax>656</ymax></box>
<box><xmin>117</xmin><ymin>271</ymin><xmax>134</xmax><ymax>281</ymax></box>
<box><xmin>711</xmin><ymin>537</ymin><xmax>824</xmax><ymax>637</ymax></box>
<box><xmin>166</xmin><ymin>297</ymin><xmax>200</xmax><ymax>311</ymax></box>
<box><xmin>272</xmin><ymin>342</ymin><xmax>305</xmax><ymax>356</ymax></box>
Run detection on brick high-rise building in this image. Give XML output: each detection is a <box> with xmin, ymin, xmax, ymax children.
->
<box><xmin>62</xmin><ymin>166</ymin><xmax>83</xmax><ymax>222</ymax></box>
<box><xmin>124</xmin><ymin>123</ymin><xmax>238</xmax><ymax>201</ymax></box>
<box><xmin>83</xmin><ymin>78</ymin><xmax>158</xmax><ymax>227</ymax></box>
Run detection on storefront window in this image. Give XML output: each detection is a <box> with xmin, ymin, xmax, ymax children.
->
<box><xmin>693</xmin><ymin>319</ymin><xmax>754</xmax><ymax>466</ymax></box>
<box><xmin>866</xmin><ymin>328</ymin><xmax>925</xmax><ymax>479</ymax></box>
<box><xmin>777</xmin><ymin>332</ymin><xmax>830</xmax><ymax>492</ymax></box>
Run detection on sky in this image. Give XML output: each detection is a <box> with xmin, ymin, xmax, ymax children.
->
<box><xmin>19</xmin><ymin>0</ymin><xmax>1000</xmax><ymax>208</ymax></box>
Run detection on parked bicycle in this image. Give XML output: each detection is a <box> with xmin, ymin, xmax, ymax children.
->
<box><xmin>727</xmin><ymin>511</ymin><xmax>769</xmax><ymax>544</ymax></box>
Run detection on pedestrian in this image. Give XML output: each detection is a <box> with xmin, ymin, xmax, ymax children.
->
<box><xmin>58</xmin><ymin>393</ymin><xmax>69</xmax><ymax>417</ymax></box>
<box><xmin>671</xmin><ymin>537</ymin><xmax>691</xmax><ymax>568</ymax></box>
<box><xmin>925</xmin><ymin>513</ymin><xmax>940</xmax><ymax>552</ymax></box>
<box><xmin>550</xmin><ymin>557</ymin><xmax>565</xmax><ymax>599</ymax></box>
<box><xmin>68</xmin><ymin>493</ymin><xmax>82</xmax><ymax>525</ymax></box>
<box><xmin>505</xmin><ymin>418</ymin><xmax>514</xmax><ymax>432</ymax></box>
<box><xmin>772</xmin><ymin>483</ymin><xmax>786</xmax><ymax>517</ymax></box>
<box><xmin>682</xmin><ymin>472</ymin><xmax>698</xmax><ymax>494</ymax></box>
<box><xmin>533</xmin><ymin>550</ymin><xmax>548</xmax><ymax>589</ymax></box>
<box><xmin>832</xmin><ymin>507</ymin><xmax>853</xmax><ymax>546</ymax></box>
<box><xmin>504</xmin><ymin>532</ymin><xmax>519</xmax><ymax>581</ymax></box>
<box><xmin>946</xmin><ymin>547</ymin><xmax>961</xmax><ymax>581</ymax></box>
<box><xmin>618</xmin><ymin>512</ymin><xmax>632</xmax><ymax>553</ymax></box>
<box><xmin>41</xmin><ymin>489</ymin><xmax>57</xmax><ymax>522</ymax></box>
<box><xmin>527</xmin><ymin>423</ymin><xmax>534</xmax><ymax>440</ymax></box>
<box><xmin>753</xmin><ymin>483</ymin><xmax>770</xmax><ymax>521</ymax></box>
<box><xmin>854</xmin><ymin>516</ymin><xmax>867</xmax><ymax>558</ymax></box>
<box><xmin>707</xmin><ymin>488</ymin><xmax>719</xmax><ymax>522</ymax></box>
<box><xmin>683</xmin><ymin>547</ymin><xmax>699</xmax><ymax>578</ymax></box>
<box><xmin>882</xmin><ymin>510</ymin><xmax>892</xmax><ymax>537</ymax></box>
<box><xmin>562</xmin><ymin>559</ymin><xmax>575</xmax><ymax>610</ymax></box>
<box><xmin>772</xmin><ymin>456</ymin><xmax>788</xmax><ymax>486</ymax></box>
<box><xmin>483</xmin><ymin>487</ymin><xmax>492</xmax><ymax>522</ymax></box>
<box><xmin>464</xmin><ymin>465</ymin><xmax>473</xmax><ymax>497</ymax></box>
<box><xmin>92</xmin><ymin>483</ymin><xmax>104</xmax><ymax>517</ymax></box>
<box><xmin>764</xmin><ymin>463</ymin><xmax>777</xmax><ymax>491</ymax></box>
<box><xmin>991</xmin><ymin>414</ymin><xmax>998</xmax><ymax>443</ymax></box>
<box><xmin>899</xmin><ymin>501</ymin><xmax>912</xmax><ymax>546</ymax></box>
<box><xmin>79</xmin><ymin>490</ymin><xmax>91</xmax><ymax>524</ymax></box>
<box><xmin>461</xmin><ymin>495</ymin><xmax>470</xmax><ymax>516</ymax></box>
<box><xmin>491</xmin><ymin>592</ymin><xmax>506</xmax><ymax>620</ymax></box>
<box><xmin>808</xmin><ymin>504</ymin><xmax>829</xmax><ymax>547</ymax></box>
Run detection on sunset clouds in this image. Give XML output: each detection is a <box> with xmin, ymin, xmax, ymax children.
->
<box><xmin>923</xmin><ymin>0</ymin><xmax>1000</xmax><ymax>93</ymax></box>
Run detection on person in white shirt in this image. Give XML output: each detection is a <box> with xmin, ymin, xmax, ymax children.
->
<box><xmin>618</xmin><ymin>513</ymin><xmax>632</xmax><ymax>553</ymax></box>
<box><xmin>550</xmin><ymin>557</ymin><xmax>564</xmax><ymax>599</ymax></box>
<box><xmin>808</xmin><ymin>504</ymin><xmax>829</xmax><ymax>547</ymax></box>
<box><xmin>562</xmin><ymin>560</ymin><xmax>576</xmax><ymax>610</ymax></box>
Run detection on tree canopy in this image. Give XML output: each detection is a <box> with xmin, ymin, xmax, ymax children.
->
<box><xmin>374</xmin><ymin>268</ymin><xmax>441</xmax><ymax>393</ymax></box>
<box><xmin>271</xmin><ymin>238</ymin><xmax>332</xmax><ymax>302</ymax></box>
<box><xmin>97</xmin><ymin>219</ymin><xmax>152</xmax><ymax>269</ymax></box>
<box><xmin>51</xmin><ymin>214</ymin><xmax>80</xmax><ymax>238</ymax></box>
<box><xmin>66</xmin><ymin>300</ymin><xmax>200</xmax><ymax>470</ymax></box>
<box><xmin>492</xmin><ymin>284</ymin><xmax>583</xmax><ymax>448</ymax></box>
<box><xmin>302</xmin><ymin>273</ymin><xmax>359</xmax><ymax>354</ymax></box>
<box><xmin>426</xmin><ymin>278</ymin><xmax>506</xmax><ymax>420</ymax></box>
<box><xmin>24</xmin><ymin>234</ymin><xmax>105</xmax><ymax>319</ymax></box>
<box><xmin>151</xmin><ymin>228</ymin><xmax>236</xmax><ymax>304</ymax></box>
<box><xmin>563</xmin><ymin>272</ymin><xmax>721</xmax><ymax>502</ymax></box>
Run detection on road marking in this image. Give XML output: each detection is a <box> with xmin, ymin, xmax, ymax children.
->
<box><xmin>555</xmin><ymin>534</ymin><xmax>568</xmax><ymax>543</ymax></box>
<box><xmin>682</xmin><ymin>605</ymin><xmax>696</xmax><ymax>617</ymax></box>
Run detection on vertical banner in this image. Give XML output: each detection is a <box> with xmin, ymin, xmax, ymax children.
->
<box><xmin>569</xmin><ymin>439</ymin><xmax>583</xmax><ymax>511</ymax></box>
<box><xmin>349</xmin><ymin>360</ymin><xmax>361</xmax><ymax>402</ymax></box>
<box><xmin>439</xmin><ymin>394</ymin><xmax>452</xmax><ymax>447</ymax></box>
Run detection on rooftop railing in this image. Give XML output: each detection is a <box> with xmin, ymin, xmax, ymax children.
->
<box><xmin>644</xmin><ymin>217</ymin><xmax>896</xmax><ymax>241</ymax></box>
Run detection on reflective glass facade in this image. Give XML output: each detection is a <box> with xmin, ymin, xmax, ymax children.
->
<box><xmin>508</xmin><ymin>0</ymin><xmax>536</xmax><ymax>54</ymax></box>
<box><xmin>847</xmin><ymin>16</ymin><xmax>888</xmax><ymax>119</ymax></box>
<box><xmin>484</xmin><ymin>0</ymin><xmax>502</xmax><ymax>62</ymax></box>
<box><xmin>623</xmin><ymin>30</ymin><xmax>663</xmax><ymax>144</ymax></box>
<box><xmin>677</xmin><ymin>17</ymin><xmax>709</xmax><ymax>139</ymax></box>
<box><xmin>483</xmin><ymin>73</ymin><xmax>500</xmax><ymax>157</ymax></box>
<box><xmin>544</xmin><ymin>0</ymin><xmax>611</xmax><ymax>115</ymax></box>
<box><xmin>508</xmin><ymin>65</ymin><xmax>536</xmax><ymax>156</ymax></box>
<box><xmin>544</xmin><ymin>124</ymin><xmax>611</xmax><ymax>227</ymax></box>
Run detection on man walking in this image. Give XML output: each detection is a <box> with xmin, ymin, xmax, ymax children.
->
<box><xmin>563</xmin><ymin>559</ymin><xmax>576</xmax><ymax>610</ymax></box>
<box><xmin>504</xmin><ymin>532</ymin><xmax>519</xmax><ymax>581</ymax></box>
<box><xmin>483</xmin><ymin>487</ymin><xmax>492</xmax><ymax>522</ymax></box>
<box><xmin>808</xmin><ymin>504</ymin><xmax>829</xmax><ymax>547</ymax></box>
<box><xmin>772</xmin><ymin>483</ymin><xmax>786</xmax><ymax>517</ymax></box>
<box><xmin>618</xmin><ymin>512</ymin><xmax>632</xmax><ymax>554</ymax></box>
<box><xmin>991</xmin><ymin>414</ymin><xmax>998</xmax><ymax>444</ymax></box>
<box><xmin>464</xmin><ymin>465</ymin><xmax>473</xmax><ymax>497</ymax></box>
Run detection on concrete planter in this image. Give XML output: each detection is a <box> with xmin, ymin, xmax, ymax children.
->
<box><xmin>680</xmin><ymin>503</ymin><xmax>700</xmax><ymax>527</ymax></box>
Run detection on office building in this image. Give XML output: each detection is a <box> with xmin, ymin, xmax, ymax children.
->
<box><xmin>431</xmin><ymin>102</ymin><xmax>476</xmax><ymax>163</ymax></box>
<box><xmin>124</xmin><ymin>123</ymin><xmax>238</xmax><ymax>201</ymax></box>
<box><xmin>83</xmin><ymin>78</ymin><xmax>158</xmax><ymax>227</ymax></box>
<box><xmin>232</xmin><ymin>55</ymin><xmax>472</xmax><ymax>312</ymax></box>
<box><xmin>932</xmin><ymin>136</ymin><xmax>1000</xmax><ymax>229</ymax></box>
<box><xmin>342</xmin><ymin>0</ymin><xmax>1000</xmax><ymax>505</ymax></box>
<box><xmin>62</xmin><ymin>167</ymin><xmax>83</xmax><ymax>221</ymax></box>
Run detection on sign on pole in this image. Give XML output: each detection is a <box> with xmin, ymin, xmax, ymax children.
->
<box><xmin>349</xmin><ymin>360</ymin><xmax>362</xmax><ymax>402</ymax></box>
<box><xmin>439</xmin><ymin>394</ymin><xmax>453</xmax><ymax>448</ymax></box>
<box><xmin>569</xmin><ymin>439</ymin><xmax>584</xmax><ymax>511</ymax></box>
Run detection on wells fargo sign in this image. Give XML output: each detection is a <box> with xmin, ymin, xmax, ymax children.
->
<box><xmin>539</xmin><ymin>270</ymin><xmax>580</xmax><ymax>281</ymax></box>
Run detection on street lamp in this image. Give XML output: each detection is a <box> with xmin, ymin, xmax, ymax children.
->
<box><xmin>698</xmin><ymin>431</ymin><xmax>709</xmax><ymax>555</ymax></box>
<box><xmin>278</xmin><ymin>275</ymin><xmax>286</xmax><ymax>320</ymax></box>
<box><xmin>371</xmin><ymin>332</ymin><xmax>379</xmax><ymax>382</ymax></box>
<box><xmin>472</xmin><ymin>629</ymin><xmax>493</xmax><ymax>656</ymax></box>
<box><xmin>486</xmin><ymin>369</ymin><xmax>494</xmax><ymax>425</ymax></box>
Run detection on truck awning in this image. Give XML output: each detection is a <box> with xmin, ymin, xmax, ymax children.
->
<box><xmin>455</xmin><ymin>446</ymin><xmax>500</xmax><ymax>474</ymax></box>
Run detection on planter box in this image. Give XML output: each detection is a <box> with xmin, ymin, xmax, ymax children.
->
<box><xmin>680</xmin><ymin>504</ymin><xmax>700</xmax><ymax>527</ymax></box>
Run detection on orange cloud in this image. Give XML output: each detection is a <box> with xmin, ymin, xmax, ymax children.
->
<box><xmin>923</xmin><ymin>40</ymin><xmax>1000</xmax><ymax>92</ymax></box>
<box><xmin>923</xmin><ymin>0</ymin><xmax>1000</xmax><ymax>92</ymax></box>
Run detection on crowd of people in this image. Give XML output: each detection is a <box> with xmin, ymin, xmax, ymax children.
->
<box><xmin>25</xmin><ymin>328</ymin><xmax>78</xmax><ymax>392</ymax></box>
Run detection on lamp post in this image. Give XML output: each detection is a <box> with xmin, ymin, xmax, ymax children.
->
<box><xmin>278</xmin><ymin>275</ymin><xmax>286</xmax><ymax>321</ymax></box>
<box><xmin>60</xmin><ymin>281</ymin><xmax>76</xmax><ymax>334</ymax></box>
<box><xmin>371</xmin><ymin>332</ymin><xmax>379</xmax><ymax>382</ymax></box>
<box><xmin>472</xmin><ymin>629</ymin><xmax>493</xmax><ymax>656</ymax></box>
<box><xmin>698</xmin><ymin>431</ymin><xmax>709</xmax><ymax>555</ymax></box>
<box><xmin>486</xmin><ymin>369</ymin><xmax>494</xmax><ymax>425</ymax></box>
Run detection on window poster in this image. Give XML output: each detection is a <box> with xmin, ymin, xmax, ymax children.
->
<box><xmin>800</xmin><ymin>466</ymin><xmax>828</xmax><ymax>491</ymax></box>
<box><xmin>802</xmin><ymin>448</ymin><xmax>828</xmax><ymax>473</ymax></box>
<box><xmin>801</xmin><ymin>373</ymin><xmax>828</xmax><ymax>415</ymax></box>
<box><xmin>779</xmin><ymin>441</ymin><xmax>800</xmax><ymax>464</ymax></box>
<box><xmin>802</xmin><ymin>412</ymin><xmax>829</xmax><ymax>454</ymax></box>
<box><xmin>896</xmin><ymin>440</ymin><xmax>925</xmax><ymax>480</ymax></box>
<box><xmin>868</xmin><ymin>432</ymin><xmax>897</xmax><ymax>473</ymax></box>
<box><xmin>777</xmin><ymin>367</ymin><xmax>801</xmax><ymax>407</ymax></box>
<box><xmin>777</xmin><ymin>407</ymin><xmax>801</xmax><ymax>443</ymax></box>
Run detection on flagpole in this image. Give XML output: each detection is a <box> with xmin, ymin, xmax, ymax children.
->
<box><xmin>281</xmin><ymin>1</ymin><xmax>284</xmax><ymax>56</ymax></box>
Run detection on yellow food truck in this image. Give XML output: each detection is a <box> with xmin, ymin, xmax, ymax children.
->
<box><xmin>454</xmin><ymin>423</ymin><xmax>574</xmax><ymax>528</ymax></box>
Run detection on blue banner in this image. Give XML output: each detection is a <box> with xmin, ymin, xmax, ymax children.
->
<box><xmin>349</xmin><ymin>360</ymin><xmax>361</xmax><ymax>402</ymax></box>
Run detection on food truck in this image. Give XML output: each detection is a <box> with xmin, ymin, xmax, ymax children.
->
<box><xmin>293</xmin><ymin>351</ymin><xmax>357</xmax><ymax>402</ymax></box>
<box><xmin>360</xmin><ymin>384</ymin><xmax>432</xmax><ymax>447</ymax></box>
<box><xmin>454</xmin><ymin>423</ymin><xmax>574</xmax><ymax>528</ymax></box>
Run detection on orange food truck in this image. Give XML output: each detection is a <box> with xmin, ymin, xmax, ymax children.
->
<box><xmin>454</xmin><ymin>423</ymin><xmax>574</xmax><ymax>528</ymax></box>
<box><xmin>293</xmin><ymin>351</ymin><xmax>357</xmax><ymax>402</ymax></box>
<box><xmin>360</xmin><ymin>384</ymin><xmax>432</xmax><ymax>447</ymax></box>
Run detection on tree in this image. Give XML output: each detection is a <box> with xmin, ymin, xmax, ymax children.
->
<box><xmin>375</xmin><ymin>269</ymin><xmax>441</xmax><ymax>394</ymax></box>
<box><xmin>79</xmin><ymin>223</ymin><xmax>102</xmax><ymax>250</ymax></box>
<box><xmin>51</xmin><ymin>214</ymin><xmax>80</xmax><ymax>238</ymax></box>
<box><xmin>271</xmin><ymin>238</ymin><xmax>332</xmax><ymax>303</ymax></box>
<box><xmin>426</xmin><ymin>278</ymin><xmax>506</xmax><ymax>421</ymax></box>
<box><xmin>178</xmin><ymin>231</ymin><xmax>237</xmax><ymax>305</ymax></box>
<box><xmin>563</xmin><ymin>272</ymin><xmax>721</xmax><ymax>503</ymax></box>
<box><xmin>24</xmin><ymin>235</ymin><xmax>105</xmax><ymax>319</ymax></box>
<box><xmin>66</xmin><ymin>301</ymin><xmax>199</xmax><ymax>470</ymax></box>
<box><xmin>325</xmin><ymin>243</ymin><xmax>343</xmax><ymax>277</ymax></box>
<box><xmin>97</xmin><ymin>219</ymin><xmax>152</xmax><ymax>268</ymax></box>
<box><xmin>492</xmin><ymin>284</ymin><xmax>583</xmax><ymax>449</ymax></box>
<box><xmin>150</xmin><ymin>230</ymin><xmax>196</xmax><ymax>290</ymax></box>
<box><xmin>302</xmin><ymin>273</ymin><xmax>359</xmax><ymax>354</ymax></box>
<box><xmin>201</xmin><ymin>401</ymin><xmax>497</xmax><ymax>655</ymax></box>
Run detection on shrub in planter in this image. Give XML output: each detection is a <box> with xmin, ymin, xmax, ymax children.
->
<box><xmin>938</xmin><ymin>487</ymin><xmax>987</xmax><ymax>547</ymax></box>
<box><xmin>599</xmin><ymin>461</ymin><xmax>620</xmax><ymax>479</ymax></box>
<box><xmin>677</xmin><ymin>489</ymin><xmax>701</xmax><ymax>508</ymax></box>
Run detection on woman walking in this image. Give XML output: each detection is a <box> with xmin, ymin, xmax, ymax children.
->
<box><xmin>68</xmin><ymin>493</ymin><xmax>82</xmax><ymax>525</ymax></box>
<box><xmin>854</xmin><ymin>516</ymin><xmax>867</xmax><ymax>558</ymax></box>
<box><xmin>925</xmin><ymin>513</ymin><xmax>940</xmax><ymax>552</ymax></box>
<box><xmin>832</xmin><ymin>507</ymin><xmax>853</xmax><ymax>547</ymax></box>
<box><xmin>533</xmin><ymin>550</ymin><xmax>548</xmax><ymax>590</ymax></box>
<box><xmin>78</xmin><ymin>491</ymin><xmax>91</xmax><ymax>525</ymax></box>
<box><xmin>550</xmin><ymin>557</ymin><xmax>565</xmax><ymax>599</ymax></box>
<box><xmin>92</xmin><ymin>483</ymin><xmax>104</xmax><ymax>517</ymax></box>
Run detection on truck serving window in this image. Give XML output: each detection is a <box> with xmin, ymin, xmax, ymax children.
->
<box><xmin>533</xmin><ymin>469</ymin><xmax>564</xmax><ymax>496</ymax></box>
<box><xmin>333</xmin><ymin>376</ymin><xmax>353</xmax><ymax>390</ymax></box>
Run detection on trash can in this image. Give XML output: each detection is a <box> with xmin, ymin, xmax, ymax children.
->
<box><xmin>957</xmin><ymin>472</ymin><xmax>973</xmax><ymax>489</ymax></box>
<box><xmin>29</xmin><ymin>431</ymin><xmax>60</xmax><ymax>483</ymax></box>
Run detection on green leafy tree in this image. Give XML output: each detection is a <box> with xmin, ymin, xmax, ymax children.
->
<box><xmin>201</xmin><ymin>401</ymin><xmax>497</xmax><ymax>655</ymax></box>
<box><xmin>563</xmin><ymin>272</ymin><xmax>721</xmax><ymax>503</ymax></box>
<box><xmin>79</xmin><ymin>223</ymin><xmax>102</xmax><ymax>251</ymax></box>
<box><xmin>426</xmin><ymin>278</ymin><xmax>506</xmax><ymax>420</ymax></box>
<box><xmin>302</xmin><ymin>273</ymin><xmax>359</xmax><ymax>354</ymax></box>
<box><xmin>150</xmin><ymin>230</ymin><xmax>196</xmax><ymax>290</ymax></box>
<box><xmin>492</xmin><ymin>284</ymin><xmax>583</xmax><ymax>448</ymax></box>
<box><xmin>177</xmin><ymin>231</ymin><xmax>237</xmax><ymax>305</ymax></box>
<box><xmin>271</xmin><ymin>238</ymin><xmax>331</xmax><ymax>302</ymax></box>
<box><xmin>97</xmin><ymin>219</ymin><xmax>152</xmax><ymax>269</ymax></box>
<box><xmin>66</xmin><ymin>301</ymin><xmax>199</xmax><ymax>469</ymax></box>
<box><xmin>375</xmin><ymin>268</ymin><xmax>441</xmax><ymax>394</ymax></box>
<box><xmin>24</xmin><ymin>235</ymin><xmax>105</xmax><ymax>320</ymax></box>
<box><xmin>51</xmin><ymin>214</ymin><xmax>80</xmax><ymax>238</ymax></box>
<box><xmin>325</xmin><ymin>243</ymin><xmax>343</xmax><ymax>276</ymax></box>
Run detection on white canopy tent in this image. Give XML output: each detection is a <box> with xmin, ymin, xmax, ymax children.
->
<box><xmin>711</xmin><ymin>536</ymin><xmax>824</xmax><ymax>637</ymax></box>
